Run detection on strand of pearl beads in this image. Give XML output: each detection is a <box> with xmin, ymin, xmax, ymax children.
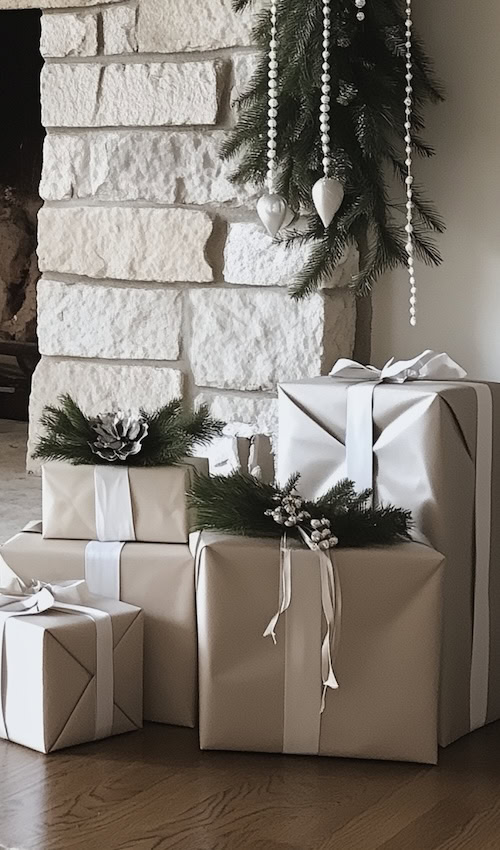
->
<box><xmin>355</xmin><ymin>0</ymin><xmax>366</xmax><ymax>21</ymax></box>
<box><xmin>320</xmin><ymin>0</ymin><xmax>331</xmax><ymax>177</ymax></box>
<box><xmin>404</xmin><ymin>0</ymin><xmax>417</xmax><ymax>327</ymax></box>
<box><xmin>267</xmin><ymin>0</ymin><xmax>278</xmax><ymax>193</ymax></box>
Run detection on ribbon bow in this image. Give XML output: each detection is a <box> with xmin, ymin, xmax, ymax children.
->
<box><xmin>330</xmin><ymin>350</ymin><xmax>467</xmax><ymax>383</ymax></box>
<box><xmin>0</xmin><ymin>571</ymin><xmax>93</xmax><ymax>614</ymax></box>
<box><xmin>329</xmin><ymin>351</ymin><xmax>467</xmax><ymax>495</ymax></box>
<box><xmin>0</xmin><ymin>562</ymin><xmax>114</xmax><ymax>744</ymax></box>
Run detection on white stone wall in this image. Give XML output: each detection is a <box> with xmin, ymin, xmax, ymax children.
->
<box><xmin>29</xmin><ymin>0</ymin><xmax>357</xmax><ymax>468</ymax></box>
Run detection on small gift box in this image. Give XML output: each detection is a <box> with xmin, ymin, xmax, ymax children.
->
<box><xmin>1</xmin><ymin>523</ymin><xmax>197</xmax><ymax>727</ymax></box>
<box><xmin>41</xmin><ymin>457</ymin><xmax>208</xmax><ymax>544</ymax></box>
<box><xmin>278</xmin><ymin>351</ymin><xmax>500</xmax><ymax>746</ymax></box>
<box><xmin>195</xmin><ymin>534</ymin><xmax>445</xmax><ymax>764</ymax></box>
<box><xmin>0</xmin><ymin>567</ymin><xmax>143</xmax><ymax>754</ymax></box>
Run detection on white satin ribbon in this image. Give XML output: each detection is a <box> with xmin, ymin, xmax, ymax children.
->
<box><xmin>330</xmin><ymin>350</ymin><xmax>492</xmax><ymax>733</ymax></box>
<box><xmin>0</xmin><ymin>574</ymin><xmax>114</xmax><ymax>742</ymax></box>
<box><xmin>85</xmin><ymin>541</ymin><xmax>124</xmax><ymax>600</ymax></box>
<box><xmin>330</xmin><ymin>350</ymin><xmax>468</xmax><ymax>384</ymax></box>
<box><xmin>94</xmin><ymin>465</ymin><xmax>136</xmax><ymax>542</ymax></box>
<box><xmin>263</xmin><ymin>535</ymin><xmax>293</xmax><ymax>645</ymax></box>
<box><xmin>263</xmin><ymin>531</ymin><xmax>341</xmax><ymax>716</ymax></box>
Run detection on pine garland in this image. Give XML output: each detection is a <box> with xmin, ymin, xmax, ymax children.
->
<box><xmin>223</xmin><ymin>0</ymin><xmax>444</xmax><ymax>297</ymax></box>
<box><xmin>189</xmin><ymin>472</ymin><xmax>412</xmax><ymax>547</ymax></box>
<box><xmin>32</xmin><ymin>395</ymin><xmax>224</xmax><ymax>467</ymax></box>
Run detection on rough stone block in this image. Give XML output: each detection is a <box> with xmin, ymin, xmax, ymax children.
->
<box><xmin>103</xmin><ymin>6</ymin><xmax>137</xmax><ymax>55</ymax></box>
<box><xmin>38</xmin><ymin>280</ymin><xmax>182</xmax><ymax>360</ymax></box>
<box><xmin>40</xmin><ymin>131</ymin><xmax>257</xmax><ymax>206</ymax></box>
<box><xmin>232</xmin><ymin>52</ymin><xmax>260</xmax><ymax>106</ymax></box>
<box><xmin>40</xmin><ymin>12</ymin><xmax>97</xmax><ymax>57</ymax></box>
<box><xmin>195</xmin><ymin>392</ymin><xmax>278</xmax><ymax>436</ymax></box>
<box><xmin>41</xmin><ymin>62</ymin><xmax>218</xmax><ymax>127</ymax></box>
<box><xmin>224</xmin><ymin>225</ymin><xmax>358</xmax><ymax>287</ymax></box>
<box><xmin>37</xmin><ymin>207</ymin><xmax>214</xmax><ymax>283</ymax></box>
<box><xmin>28</xmin><ymin>358</ymin><xmax>183</xmax><ymax>471</ymax></box>
<box><xmin>137</xmin><ymin>0</ymin><xmax>266</xmax><ymax>53</ymax></box>
<box><xmin>4</xmin><ymin>0</ymin><xmax>120</xmax><ymax>7</ymax></box>
<box><xmin>189</xmin><ymin>288</ymin><xmax>356</xmax><ymax>391</ymax></box>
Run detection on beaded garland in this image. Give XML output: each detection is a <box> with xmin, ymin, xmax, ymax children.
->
<box><xmin>267</xmin><ymin>0</ymin><xmax>278</xmax><ymax>194</ymax></box>
<box><xmin>403</xmin><ymin>0</ymin><xmax>417</xmax><ymax>327</ymax></box>
<box><xmin>355</xmin><ymin>0</ymin><xmax>416</xmax><ymax>326</ymax></box>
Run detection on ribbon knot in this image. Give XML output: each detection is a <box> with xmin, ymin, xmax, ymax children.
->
<box><xmin>330</xmin><ymin>350</ymin><xmax>467</xmax><ymax>384</ymax></box>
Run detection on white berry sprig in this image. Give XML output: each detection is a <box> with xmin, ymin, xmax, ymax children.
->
<box><xmin>265</xmin><ymin>490</ymin><xmax>338</xmax><ymax>550</ymax></box>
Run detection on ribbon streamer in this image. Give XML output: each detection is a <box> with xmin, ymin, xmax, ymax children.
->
<box><xmin>0</xmin><ymin>574</ymin><xmax>114</xmax><ymax>743</ymax></box>
<box><xmin>263</xmin><ymin>534</ymin><xmax>293</xmax><ymax>645</ymax></box>
<box><xmin>264</xmin><ymin>529</ymin><xmax>341</xmax><ymax>711</ymax></box>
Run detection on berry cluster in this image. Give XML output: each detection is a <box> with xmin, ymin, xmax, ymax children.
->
<box><xmin>265</xmin><ymin>491</ymin><xmax>338</xmax><ymax>550</ymax></box>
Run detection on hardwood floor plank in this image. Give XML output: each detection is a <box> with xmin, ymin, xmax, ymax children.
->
<box><xmin>1</xmin><ymin>723</ymin><xmax>500</xmax><ymax>849</ymax></box>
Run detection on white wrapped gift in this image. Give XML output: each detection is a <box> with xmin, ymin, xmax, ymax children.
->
<box><xmin>0</xmin><ymin>566</ymin><xmax>143</xmax><ymax>753</ymax></box>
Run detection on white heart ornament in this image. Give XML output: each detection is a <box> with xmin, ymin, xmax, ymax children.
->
<box><xmin>257</xmin><ymin>193</ymin><xmax>289</xmax><ymax>237</ymax></box>
<box><xmin>312</xmin><ymin>177</ymin><xmax>345</xmax><ymax>228</ymax></box>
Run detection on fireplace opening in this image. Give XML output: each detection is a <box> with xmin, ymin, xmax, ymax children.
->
<box><xmin>0</xmin><ymin>10</ymin><xmax>43</xmax><ymax>420</ymax></box>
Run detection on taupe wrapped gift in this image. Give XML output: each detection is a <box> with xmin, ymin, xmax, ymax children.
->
<box><xmin>1</xmin><ymin>524</ymin><xmax>197</xmax><ymax>727</ymax></box>
<box><xmin>0</xmin><ymin>569</ymin><xmax>143</xmax><ymax>754</ymax></box>
<box><xmin>196</xmin><ymin>534</ymin><xmax>445</xmax><ymax>764</ymax></box>
<box><xmin>278</xmin><ymin>352</ymin><xmax>500</xmax><ymax>746</ymax></box>
<box><xmin>42</xmin><ymin>457</ymin><xmax>209</xmax><ymax>543</ymax></box>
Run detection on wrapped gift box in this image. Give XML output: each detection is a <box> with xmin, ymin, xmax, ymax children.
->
<box><xmin>1</xmin><ymin>525</ymin><xmax>197</xmax><ymax>727</ymax></box>
<box><xmin>278</xmin><ymin>371</ymin><xmax>500</xmax><ymax>746</ymax></box>
<box><xmin>0</xmin><ymin>576</ymin><xmax>143</xmax><ymax>754</ymax></box>
<box><xmin>41</xmin><ymin>457</ymin><xmax>209</xmax><ymax>544</ymax></box>
<box><xmin>196</xmin><ymin>533</ymin><xmax>445</xmax><ymax>764</ymax></box>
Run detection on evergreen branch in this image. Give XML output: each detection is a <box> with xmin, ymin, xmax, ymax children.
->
<box><xmin>32</xmin><ymin>396</ymin><xmax>224</xmax><ymax>467</ymax></box>
<box><xmin>189</xmin><ymin>472</ymin><xmax>412</xmax><ymax>547</ymax></box>
<box><xmin>226</xmin><ymin>0</ymin><xmax>444</xmax><ymax>296</ymax></box>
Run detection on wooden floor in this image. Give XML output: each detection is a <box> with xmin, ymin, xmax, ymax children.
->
<box><xmin>2</xmin><ymin>722</ymin><xmax>500</xmax><ymax>850</ymax></box>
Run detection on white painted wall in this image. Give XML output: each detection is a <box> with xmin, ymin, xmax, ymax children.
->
<box><xmin>372</xmin><ymin>0</ymin><xmax>500</xmax><ymax>380</ymax></box>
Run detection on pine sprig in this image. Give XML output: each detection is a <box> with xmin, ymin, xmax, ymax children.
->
<box><xmin>189</xmin><ymin>471</ymin><xmax>412</xmax><ymax>547</ymax></box>
<box><xmin>32</xmin><ymin>395</ymin><xmax>224</xmax><ymax>467</ymax></box>
<box><xmin>224</xmin><ymin>0</ymin><xmax>444</xmax><ymax>297</ymax></box>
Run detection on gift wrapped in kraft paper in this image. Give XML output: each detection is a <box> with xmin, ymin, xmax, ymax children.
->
<box><xmin>0</xmin><ymin>565</ymin><xmax>143</xmax><ymax>754</ymax></box>
<box><xmin>277</xmin><ymin>351</ymin><xmax>500</xmax><ymax>747</ymax></box>
<box><xmin>195</xmin><ymin>533</ymin><xmax>445</xmax><ymax>764</ymax></box>
<box><xmin>0</xmin><ymin>523</ymin><xmax>197</xmax><ymax>727</ymax></box>
<box><xmin>41</xmin><ymin>457</ymin><xmax>209</xmax><ymax>544</ymax></box>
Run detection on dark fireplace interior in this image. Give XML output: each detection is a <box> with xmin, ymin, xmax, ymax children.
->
<box><xmin>0</xmin><ymin>10</ymin><xmax>44</xmax><ymax>420</ymax></box>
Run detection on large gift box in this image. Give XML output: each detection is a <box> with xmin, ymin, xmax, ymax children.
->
<box><xmin>195</xmin><ymin>533</ymin><xmax>445</xmax><ymax>764</ymax></box>
<box><xmin>42</xmin><ymin>457</ymin><xmax>209</xmax><ymax>543</ymax></box>
<box><xmin>277</xmin><ymin>353</ymin><xmax>500</xmax><ymax>746</ymax></box>
<box><xmin>0</xmin><ymin>524</ymin><xmax>197</xmax><ymax>727</ymax></box>
<box><xmin>0</xmin><ymin>570</ymin><xmax>143</xmax><ymax>753</ymax></box>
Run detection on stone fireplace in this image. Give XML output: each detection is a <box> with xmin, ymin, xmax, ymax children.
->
<box><xmin>0</xmin><ymin>0</ymin><xmax>357</xmax><ymax>468</ymax></box>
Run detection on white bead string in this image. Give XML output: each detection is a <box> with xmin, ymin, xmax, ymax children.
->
<box><xmin>404</xmin><ymin>0</ymin><xmax>417</xmax><ymax>327</ymax></box>
<box><xmin>320</xmin><ymin>0</ymin><xmax>331</xmax><ymax>178</ymax></box>
<box><xmin>267</xmin><ymin>0</ymin><xmax>278</xmax><ymax>194</ymax></box>
<box><xmin>354</xmin><ymin>0</ymin><xmax>366</xmax><ymax>22</ymax></box>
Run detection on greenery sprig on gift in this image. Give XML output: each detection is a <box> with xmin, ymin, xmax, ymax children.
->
<box><xmin>189</xmin><ymin>472</ymin><xmax>411</xmax><ymax>547</ymax></box>
<box><xmin>32</xmin><ymin>395</ymin><xmax>224</xmax><ymax>467</ymax></box>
